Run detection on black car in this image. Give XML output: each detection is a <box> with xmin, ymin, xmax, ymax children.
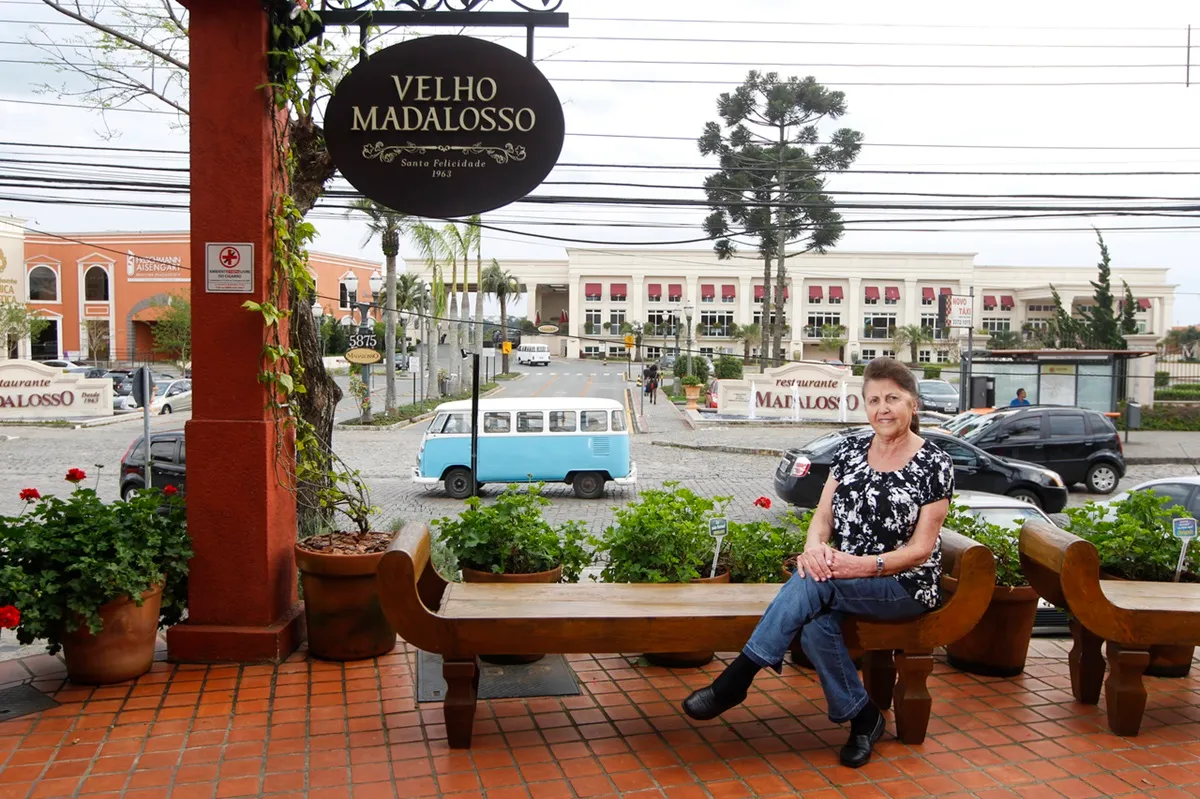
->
<box><xmin>774</xmin><ymin>427</ymin><xmax>1068</xmax><ymax>511</ymax></box>
<box><xmin>958</xmin><ymin>406</ymin><xmax>1125</xmax><ymax>494</ymax></box>
<box><xmin>917</xmin><ymin>379</ymin><xmax>960</xmax><ymax>414</ymax></box>
<box><xmin>120</xmin><ymin>432</ymin><xmax>186</xmax><ymax>499</ymax></box>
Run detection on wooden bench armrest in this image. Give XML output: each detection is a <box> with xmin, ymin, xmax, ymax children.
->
<box><xmin>847</xmin><ymin>529</ymin><xmax>995</xmax><ymax>650</ymax></box>
<box><xmin>1019</xmin><ymin>519</ymin><xmax>1095</xmax><ymax>611</ymax></box>
<box><xmin>377</xmin><ymin>524</ymin><xmax>451</xmax><ymax>652</ymax></box>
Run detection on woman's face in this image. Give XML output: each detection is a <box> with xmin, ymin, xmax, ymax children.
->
<box><xmin>864</xmin><ymin>378</ymin><xmax>916</xmax><ymax>437</ymax></box>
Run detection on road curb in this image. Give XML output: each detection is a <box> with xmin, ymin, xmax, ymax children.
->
<box><xmin>651</xmin><ymin>441</ymin><xmax>784</xmax><ymax>457</ymax></box>
<box><xmin>1125</xmin><ymin>457</ymin><xmax>1200</xmax><ymax>466</ymax></box>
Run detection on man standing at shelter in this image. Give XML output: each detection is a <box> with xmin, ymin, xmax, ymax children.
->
<box><xmin>1010</xmin><ymin>388</ymin><xmax>1031</xmax><ymax>407</ymax></box>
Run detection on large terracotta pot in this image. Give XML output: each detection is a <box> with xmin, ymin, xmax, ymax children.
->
<box><xmin>944</xmin><ymin>578</ymin><xmax>1039</xmax><ymax>677</ymax></box>
<box><xmin>684</xmin><ymin>384</ymin><xmax>702</xmax><ymax>410</ymax></box>
<box><xmin>61</xmin><ymin>585</ymin><xmax>162</xmax><ymax>685</ymax></box>
<box><xmin>296</xmin><ymin>543</ymin><xmax>396</xmax><ymax>662</ymax></box>
<box><xmin>462</xmin><ymin>564</ymin><xmax>562</xmax><ymax>665</ymax></box>
<box><xmin>781</xmin><ymin>557</ymin><xmax>865</xmax><ymax>668</ymax></box>
<box><xmin>1099</xmin><ymin>572</ymin><xmax>1193</xmax><ymax>677</ymax></box>
<box><xmin>645</xmin><ymin>570</ymin><xmax>730</xmax><ymax>668</ymax></box>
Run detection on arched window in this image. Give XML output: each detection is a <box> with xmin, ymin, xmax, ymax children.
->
<box><xmin>84</xmin><ymin>265</ymin><xmax>110</xmax><ymax>302</ymax></box>
<box><xmin>28</xmin><ymin>266</ymin><xmax>58</xmax><ymax>302</ymax></box>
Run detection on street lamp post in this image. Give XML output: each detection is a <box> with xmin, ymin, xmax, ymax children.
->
<box><xmin>311</xmin><ymin>300</ymin><xmax>325</xmax><ymax>357</ymax></box>
<box><xmin>684</xmin><ymin>302</ymin><xmax>695</xmax><ymax>379</ymax></box>
<box><xmin>343</xmin><ymin>271</ymin><xmax>384</xmax><ymax>424</ymax></box>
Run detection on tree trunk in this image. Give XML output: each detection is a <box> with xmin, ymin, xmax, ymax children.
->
<box><xmin>499</xmin><ymin>299</ymin><xmax>510</xmax><ymax>375</ymax></box>
<box><xmin>760</xmin><ymin>252</ymin><xmax>772</xmax><ymax>370</ymax></box>
<box><xmin>384</xmin><ymin>254</ymin><xmax>397</xmax><ymax>414</ymax></box>
<box><xmin>457</xmin><ymin>280</ymin><xmax>467</xmax><ymax>392</ymax></box>
<box><xmin>287</xmin><ymin>116</ymin><xmax>341</xmax><ymax>536</ymax></box>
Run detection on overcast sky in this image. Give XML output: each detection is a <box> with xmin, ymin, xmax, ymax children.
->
<box><xmin>1</xmin><ymin>0</ymin><xmax>1198</xmax><ymax>322</ymax></box>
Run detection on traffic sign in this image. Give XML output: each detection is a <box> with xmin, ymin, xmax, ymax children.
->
<box><xmin>624</xmin><ymin>334</ymin><xmax>635</xmax><ymax>349</ymax></box>
<box><xmin>502</xmin><ymin>341</ymin><xmax>512</xmax><ymax>354</ymax></box>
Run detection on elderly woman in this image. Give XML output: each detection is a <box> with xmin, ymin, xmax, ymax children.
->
<box><xmin>683</xmin><ymin>357</ymin><xmax>953</xmax><ymax>768</ymax></box>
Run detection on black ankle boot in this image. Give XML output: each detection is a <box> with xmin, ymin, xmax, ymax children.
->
<box><xmin>840</xmin><ymin>702</ymin><xmax>885</xmax><ymax>768</ymax></box>
<box><xmin>682</xmin><ymin>653</ymin><xmax>761</xmax><ymax>720</ymax></box>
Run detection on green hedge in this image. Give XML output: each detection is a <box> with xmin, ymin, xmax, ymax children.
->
<box><xmin>1154</xmin><ymin>389</ymin><xmax>1200</xmax><ymax>401</ymax></box>
<box><xmin>922</xmin><ymin>365</ymin><xmax>942</xmax><ymax>379</ymax></box>
<box><xmin>714</xmin><ymin>355</ymin><xmax>743</xmax><ymax>379</ymax></box>
<box><xmin>1119</xmin><ymin>401</ymin><xmax>1200</xmax><ymax>431</ymax></box>
<box><xmin>851</xmin><ymin>364</ymin><xmax>865</xmax><ymax>376</ymax></box>
<box><xmin>1155</xmin><ymin>370</ymin><xmax>1171</xmax><ymax>388</ymax></box>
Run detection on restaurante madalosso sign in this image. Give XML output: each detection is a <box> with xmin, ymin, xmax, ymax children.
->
<box><xmin>714</xmin><ymin>361</ymin><xmax>867</xmax><ymax>423</ymax></box>
<box><xmin>324</xmin><ymin>35</ymin><xmax>566</xmax><ymax>218</ymax></box>
<box><xmin>0</xmin><ymin>360</ymin><xmax>113</xmax><ymax>420</ymax></box>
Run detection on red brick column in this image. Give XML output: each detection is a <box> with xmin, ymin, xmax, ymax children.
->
<box><xmin>167</xmin><ymin>0</ymin><xmax>304</xmax><ymax>662</ymax></box>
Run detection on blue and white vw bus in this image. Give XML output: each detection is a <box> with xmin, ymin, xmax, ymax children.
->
<box><xmin>412</xmin><ymin>397</ymin><xmax>636</xmax><ymax>499</ymax></box>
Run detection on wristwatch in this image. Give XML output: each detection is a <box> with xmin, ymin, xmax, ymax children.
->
<box><xmin>875</xmin><ymin>555</ymin><xmax>885</xmax><ymax>576</ymax></box>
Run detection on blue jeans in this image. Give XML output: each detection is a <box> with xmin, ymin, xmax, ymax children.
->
<box><xmin>743</xmin><ymin>571</ymin><xmax>927</xmax><ymax>723</ymax></box>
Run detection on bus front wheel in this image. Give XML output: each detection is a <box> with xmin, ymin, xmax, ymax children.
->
<box><xmin>444</xmin><ymin>467</ymin><xmax>474</xmax><ymax>499</ymax></box>
<box><xmin>573</xmin><ymin>471</ymin><xmax>606</xmax><ymax>499</ymax></box>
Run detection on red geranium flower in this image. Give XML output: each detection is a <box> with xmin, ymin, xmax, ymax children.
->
<box><xmin>0</xmin><ymin>606</ymin><xmax>20</xmax><ymax>629</ymax></box>
<box><xmin>753</xmin><ymin>496</ymin><xmax>772</xmax><ymax>510</ymax></box>
<box><xmin>163</xmin><ymin>485</ymin><xmax>178</xmax><ymax>496</ymax></box>
<box><xmin>65</xmin><ymin>468</ymin><xmax>87</xmax><ymax>484</ymax></box>
<box><xmin>18</xmin><ymin>488</ymin><xmax>40</xmax><ymax>502</ymax></box>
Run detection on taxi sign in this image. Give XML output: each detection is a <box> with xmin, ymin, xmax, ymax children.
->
<box><xmin>1173</xmin><ymin>517</ymin><xmax>1197</xmax><ymax>540</ymax></box>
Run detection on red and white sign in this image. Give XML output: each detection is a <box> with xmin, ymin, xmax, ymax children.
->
<box><xmin>205</xmin><ymin>242</ymin><xmax>254</xmax><ymax>294</ymax></box>
<box><xmin>945</xmin><ymin>294</ymin><xmax>974</xmax><ymax>328</ymax></box>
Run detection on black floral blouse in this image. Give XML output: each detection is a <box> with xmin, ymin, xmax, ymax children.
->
<box><xmin>829</xmin><ymin>434</ymin><xmax>955</xmax><ymax>608</ymax></box>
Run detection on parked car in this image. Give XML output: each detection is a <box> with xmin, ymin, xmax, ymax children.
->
<box><xmin>1101</xmin><ymin>476</ymin><xmax>1200</xmax><ymax>519</ymax></box>
<box><xmin>150</xmin><ymin>379</ymin><xmax>193</xmax><ymax>415</ymax></box>
<box><xmin>917</xmin><ymin>379</ymin><xmax>960</xmax><ymax>414</ymax></box>
<box><xmin>36</xmin><ymin>359</ymin><xmax>83</xmax><ymax>370</ymax></box>
<box><xmin>958</xmin><ymin>406</ymin><xmax>1125</xmax><ymax>493</ymax></box>
<box><xmin>954</xmin><ymin>490</ymin><xmax>1068</xmax><ymax>635</ymax></box>
<box><xmin>656</xmin><ymin>354</ymin><xmax>678</xmax><ymax>372</ymax></box>
<box><xmin>120</xmin><ymin>432</ymin><xmax>186</xmax><ymax>499</ymax></box>
<box><xmin>773</xmin><ymin>427</ymin><xmax>1068</xmax><ymax>511</ymax></box>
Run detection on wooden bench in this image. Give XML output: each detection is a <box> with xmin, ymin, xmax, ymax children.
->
<box><xmin>378</xmin><ymin>524</ymin><xmax>996</xmax><ymax>748</ymax></box>
<box><xmin>1020</xmin><ymin>519</ymin><xmax>1200</xmax><ymax>736</ymax></box>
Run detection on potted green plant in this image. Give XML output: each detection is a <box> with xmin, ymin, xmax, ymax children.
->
<box><xmin>294</xmin><ymin>448</ymin><xmax>398</xmax><ymax>662</ymax></box>
<box><xmin>941</xmin><ymin>502</ymin><xmax>1041</xmax><ymax>677</ymax></box>
<box><xmin>1063</xmin><ymin>489</ymin><xmax>1199</xmax><ymax>676</ymax></box>
<box><xmin>596</xmin><ymin>482</ymin><xmax>730</xmax><ymax>667</ymax></box>
<box><xmin>681</xmin><ymin>374</ymin><xmax>704</xmax><ymax>409</ymax></box>
<box><xmin>432</xmin><ymin>483</ymin><xmax>592</xmax><ymax>663</ymax></box>
<box><xmin>724</xmin><ymin>500</ymin><xmax>812</xmax><ymax>585</ymax></box>
<box><xmin>0</xmin><ymin>469</ymin><xmax>191</xmax><ymax>684</ymax></box>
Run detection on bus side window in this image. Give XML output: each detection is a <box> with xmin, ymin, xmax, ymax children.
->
<box><xmin>581</xmin><ymin>410</ymin><xmax>608</xmax><ymax>432</ymax></box>
<box><xmin>549</xmin><ymin>410</ymin><xmax>576</xmax><ymax>432</ymax></box>
<box><xmin>483</xmin><ymin>412</ymin><xmax>511</xmax><ymax>434</ymax></box>
<box><xmin>610</xmin><ymin>410</ymin><xmax>627</xmax><ymax>432</ymax></box>
<box><xmin>429</xmin><ymin>413</ymin><xmax>449</xmax><ymax>433</ymax></box>
<box><xmin>517</xmin><ymin>411</ymin><xmax>544</xmax><ymax>433</ymax></box>
<box><xmin>443</xmin><ymin>413</ymin><xmax>472</xmax><ymax>434</ymax></box>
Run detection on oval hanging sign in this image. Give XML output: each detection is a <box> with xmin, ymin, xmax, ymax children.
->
<box><xmin>537</xmin><ymin>324</ymin><xmax>560</xmax><ymax>334</ymax></box>
<box><xmin>345</xmin><ymin>347</ymin><xmax>383</xmax><ymax>365</ymax></box>
<box><xmin>325</xmin><ymin>35</ymin><xmax>566</xmax><ymax>218</ymax></box>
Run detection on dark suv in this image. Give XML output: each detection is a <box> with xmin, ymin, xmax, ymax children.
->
<box><xmin>120</xmin><ymin>432</ymin><xmax>186</xmax><ymax>499</ymax></box>
<box><xmin>959</xmin><ymin>406</ymin><xmax>1125</xmax><ymax>493</ymax></box>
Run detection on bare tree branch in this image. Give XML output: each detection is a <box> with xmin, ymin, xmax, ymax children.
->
<box><xmin>39</xmin><ymin>0</ymin><xmax>189</xmax><ymax>71</ymax></box>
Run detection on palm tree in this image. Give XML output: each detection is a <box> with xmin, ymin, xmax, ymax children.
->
<box><xmin>481</xmin><ymin>260</ymin><xmax>519</xmax><ymax>374</ymax></box>
<box><xmin>731</xmin><ymin>322</ymin><xmax>762</xmax><ymax>365</ymax></box>
<box><xmin>346</xmin><ymin>199</ymin><xmax>409</xmax><ymax>413</ymax></box>
<box><xmin>892</xmin><ymin>323</ymin><xmax>933</xmax><ymax>364</ymax></box>
<box><xmin>409</xmin><ymin>223</ymin><xmax>446</xmax><ymax>398</ymax></box>
<box><xmin>439</xmin><ymin>223</ymin><xmax>473</xmax><ymax>389</ymax></box>
<box><xmin>394</xmin><ymin>272</ymin><xmax>422</xmax><ymax>370</ymax></box>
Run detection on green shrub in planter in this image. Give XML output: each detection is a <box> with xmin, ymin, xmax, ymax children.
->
<box><xmin>1063</xmin><ymin>489</ymin><xmax>1199</xmax><ymax>582</ymax></box>
<box><xmin>714</xmin><ymin>354</ymin><xmax>743</xmax><ymax>379</ymax></box>
<box><xmin>1155</xmin><ymin>370</ymin><xmax>1171</xmax><ymax>388</ymax></box>
<box><xmin>923</xmin><ymin>365</ymin><xmax>943</xmax><ymax>379</ymax></box>
<box><xmin>432</xmin><ymin>484</ymin><xmax>592</xmax><ymax>581</ymax></box>
<box><xmin>942</xmin><ymin>502</ymin><xmax>1024</xmax><ymax>587</ymax></box>
<box><xmin>598</xmin><ymin>482</ymin><xmax>729</xmax><ymax>583</ymax></box>
<box><xmin>674</xmin><ymin>356</ymin><xmax>710</xmax><ymax>383</ymax></box>
<box><xmin>852</xmin><ymin>364</ymin><xmax>865</xmax><ymax>376</ymax></box>
<box><xmin>724</xmin><ymin>504</ymin><xmax>812</xmax><ymax>583</ymax></box>
<box><xmin>0</xmin><ymin>471</ymin><xmax>191</xmax><ymax>653</ymax></box>
<box><xmin>681</xmin><ymin>374</ymin><xmax>704</xmax><ymax>387</ymax></box>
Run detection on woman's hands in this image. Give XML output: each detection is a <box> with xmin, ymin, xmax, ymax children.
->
<box><xmin>795</xmin><ymin>544</ymin><xmax>879</xmax><ymax>581</ymax></box>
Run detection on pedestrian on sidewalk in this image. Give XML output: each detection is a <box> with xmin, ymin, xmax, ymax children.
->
<box><xmin>644</xmin><ymin>363</ymin><xmax>659</xmax><ymax>404</ymax></box>
<box><xmin>681</xmin><ymin>358</ymin><xmax>953</xmax><ymax>769</ymax></box>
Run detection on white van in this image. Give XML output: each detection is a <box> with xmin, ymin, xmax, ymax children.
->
<box><xmin>516</xmin><ymin>342</ymin><xmax>551</xmax><ymax>366</ymax></box>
